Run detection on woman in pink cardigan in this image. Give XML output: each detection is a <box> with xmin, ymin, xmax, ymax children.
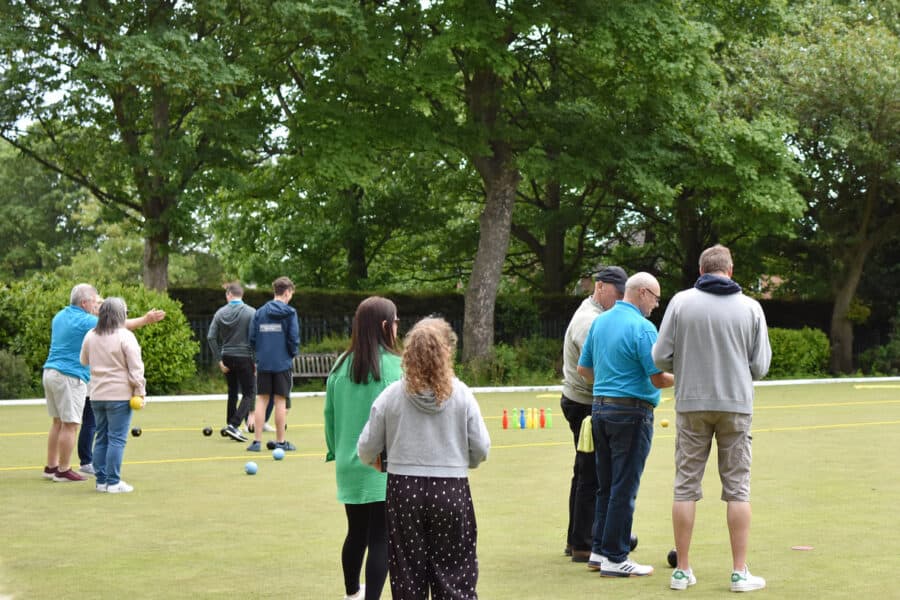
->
<box><xmin>80</xmin><ymin>297</ymin><xmax>145</xmax><ymax>494</ymax></box>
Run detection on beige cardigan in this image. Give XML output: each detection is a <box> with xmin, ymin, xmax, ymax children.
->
<box><xmin>80</xmin><ymin>328</ymin><xmax>146</xmax><ymax>400</ymax></box>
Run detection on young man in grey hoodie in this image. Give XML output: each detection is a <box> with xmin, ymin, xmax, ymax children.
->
<box><xmin>207</xmin><ymin>282</ymin><xmax>256</xmax><ymax>442</ymax></box>
<box><xmin>652</xmin><ymin>244</ymin><xmax>772</xmax><ymax>593</ymax></box>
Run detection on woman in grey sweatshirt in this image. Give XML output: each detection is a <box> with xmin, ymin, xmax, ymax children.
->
<box><xmin>358</xmin><ymin>317</ymin><xmax>490</xmax><ymax>600</ymax></box>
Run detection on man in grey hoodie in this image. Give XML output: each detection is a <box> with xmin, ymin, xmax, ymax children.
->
<box><xmin>207</xmin><ymin>282</ymin><xmax>256</xmax><ymax>443</ymax></box>
<box><xmin>652</xmin><ymin>245</ymin><xmax>772</xmax><ymax>593</ymax></box>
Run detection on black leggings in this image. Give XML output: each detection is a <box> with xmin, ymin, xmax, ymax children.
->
<box><xmin>343</xmin><ymin>501</ymin><xmax>388</xmax><ymax>600</ymax></box>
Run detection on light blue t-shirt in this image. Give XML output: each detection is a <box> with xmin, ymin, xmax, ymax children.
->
<box><xmin>578</xmin><ymin>300</ymin><xmax>662</xmax><ymax>406</ymax></box>
<box><xmin>43</xmin><ymin>305</ymin><xmax>98</xmax><ymax>382</ymax></box>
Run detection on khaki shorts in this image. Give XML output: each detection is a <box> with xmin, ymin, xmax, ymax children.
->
<box><xmin>674</xmin><ymin>411</ymin><xmax>753</xmax><ymax>502</ymax></box>
<box><xmin>43</xmin><ymin>369</ymin><xmax>86</xmax><ymax>424</ymax></box>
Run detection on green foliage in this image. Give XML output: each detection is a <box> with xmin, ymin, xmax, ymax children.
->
<box><xmin>496</xmin><ymin>295</ymin><xmax>541</xmax><ymax>342</ymax></box>
<box><xmin>512</xmin><ymin>336</ymin><xmax>564</xmax><ymax>377</ymax></box>
<box><xmin>100</xmin><ymin>283</ymin><xmax>199</xmax><ymax>394</ymax></box>
<box><xmin>172</xmin><ymin>367</ymin><xmax>228</xmax><ymax>395</ymax></box>
<box><xmin>768</xmin><ymin>327</ymin><xmax>830</xmax><ymax>378</ymax></box>
<box><xmin>0</xmin><ymin>349</ymin><xmax>34</xmax><ymax>399</ymax></box>
<box><xmin>455</xmin><ymin>337</ymin><xmax>562</xmax><ymax>387</ymax></box>
<box><xmin>0</xmin><ymin>141</ymin><xmax>92</xmax><ymax>280</ymax></box>
<box><xmin>302</xmin><ymin>333</ymin><xmax>351</xmax><ymax>354</ymax></box>
<box><xmin>859</xmin><ymin>305</ymin><xmax>900</xmax><ymax>376</ymax></box>
<box><xmin>0</xmin><ymin>273</ymin><xmax>197</xmax><ymax>394</ymax></box>
<box><xmin>455</xmin><ymin>344</ymin><xmax>520</xmax><ymax>387</ymax></box>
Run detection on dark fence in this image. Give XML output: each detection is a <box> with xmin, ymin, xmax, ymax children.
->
<box><xmin>190</xmin><ymin>313</ymin><xmax>569</xmax><ymax>369</ymax></box>
<box><xmin>186</xmin><ymin>292</ymin><xmax>889</xmax><ymax>370</ymax></box>
<box><xmin>191</xmin><ymin>315</ymin><xmax>354</xmax><ymax>368</ymax></box>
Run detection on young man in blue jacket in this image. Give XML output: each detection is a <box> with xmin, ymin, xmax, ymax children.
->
<box><xmin>248</xmin><ymin>276</ymin><xmax>300</xmax><ymax>452</ymax></box>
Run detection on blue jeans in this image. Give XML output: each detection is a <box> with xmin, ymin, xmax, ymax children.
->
<box><xmin>92</xmin><ymin>401</ymin><xmax>132</xmax><ymax>486</ymax></box>
<box><xmin>591</xmin><ymin>399</ymin><xmax>654</xmax><ymax>562</ymax></box>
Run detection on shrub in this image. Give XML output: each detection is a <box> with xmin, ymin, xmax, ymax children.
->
<box><xmin>496</xmin><ymin>294</ymin><xmax>541</xmax><ymax>342</ymax></box>
<box><xmin>768</xmin><ymin>327</ymin><xmax>830</xmax><ymax>378</ymax></box>
<box><xmin>0</xmin><ymin>274</ymin><xmax>198</xmax><ymax>394</ymax></box>
<box><xmin>0</xmin><ymin>349</ymin><xmax>35</xmax><ymax>399</ymax></box>
<box><xmin>859</xmin><ymin>305</ymin><xmax>900</xmax><ymax>375</ymax></box>
<box><xmin>101</xmin><ymin>282</ymin><xmax>199</xmax><ymax>394</ymax></box>
<box><xmin>456</xmin><ymin>343</ymin><xmax>520</xmax><ymax>386</ymax></box>
<box><xmin>303</xmin><ymin>333</ymin><xmax>351</xmax><ymax>354</ymax></box>
<box><xmin>513</xmin><ymin>335</ymin><xmax>563</xmax><ymax>377</ymax></box>
<box><xmin>455</xmin><ymin>337</ymin><xmax>562</xmax><ymax>387</ymax></box>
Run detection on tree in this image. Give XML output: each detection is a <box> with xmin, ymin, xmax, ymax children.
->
<box><xmin>746</xmin><ymin>2</ymin><xmax>900</xmax><ymax>372</ymax></box>
<box><xmin>0</xmin><ymin>1</ymin><xmax>277</xmax><ymax>290</ymax></box>
<box><xmin>348</xmin><ymin>0</ymin><xmax>751</xmax><ymax>359</ymax></box>
<box><xmin>0</xmin><ymin>141</ymin><xmax>92</xmax><ymax>279</ymax></box>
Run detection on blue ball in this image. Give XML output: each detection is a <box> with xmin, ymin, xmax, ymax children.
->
<box><xmin>272</xmin><ymin>448</ymin><xmax>285</xmax><ymax>461</ymax></box>
<box><xmin>244</xmin><ymin>461</ymin><xmax>258</xmax><ymax>475</ymax></box>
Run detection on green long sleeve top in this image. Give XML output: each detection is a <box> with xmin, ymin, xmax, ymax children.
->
<box><xmin>324</xmin><ymin>348</ymin><xmax>402</xmax><ymax>504</ymax></box>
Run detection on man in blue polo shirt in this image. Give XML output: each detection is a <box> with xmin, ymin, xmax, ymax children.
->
<box><xmin>577</xmin><ymin>272</ymin><xmax>673</xmax><ymax>577</ymax></box>
<box><xmin>42</xmin><ymin>283</ymin><xmax>164</xmax><ymax>482</ymax></box>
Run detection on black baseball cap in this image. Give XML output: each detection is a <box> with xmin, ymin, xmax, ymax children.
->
<box><xmin>593</xmin><ymin>266</ymin><xmax>628</xmax><ymax>293</ymax></box>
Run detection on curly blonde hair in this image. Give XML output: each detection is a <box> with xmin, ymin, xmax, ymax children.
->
<box><xmin>402</xmin><ymin>318</ymin><xmax>457</xmax><ymax>404</ymax></box>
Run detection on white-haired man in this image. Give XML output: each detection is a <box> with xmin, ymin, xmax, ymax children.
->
<box><xmin>577</xmin><ymin>272</ymin><xmax>673</xmax><ymax>577</ymax></box>
<box><xmin>42</xmin><ymin>284</ymin><xmax>164</xmax><ymax>482</ymax></box>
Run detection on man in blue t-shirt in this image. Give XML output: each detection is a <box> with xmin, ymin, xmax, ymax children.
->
<box><xmin>42</xmin><ymin>284</ymin><xmax>164</xmax><ymax>483</ymax></box>
<box><xmin>577</xmin><ymin>272</ymin><xmax>673</xmax><ymax>577</ymax></box>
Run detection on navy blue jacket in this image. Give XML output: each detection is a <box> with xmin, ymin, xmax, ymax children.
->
<box><xmin>249</xmin><ymin>300</ymin><xmax>300</xmax><ymax>373</ymax></box>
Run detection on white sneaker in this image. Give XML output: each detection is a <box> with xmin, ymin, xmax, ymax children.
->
<box><xmin>343</xmin><ymin>584</ymin><xmax>365</xmax><ymax>600</ymax></box>
<box><xmin>671</xmin><ymin>568</ymin><xmax>696</xmax><ymax>590</ymax></box>
<box><xmin>601</xmin><ymin>558</ymin><xmax>654</xmax><ymax>577</ymax></box>
<box><xmin>79</xmin><ymin>463</ymin><xmax>96</xmax><ymax>475</ymax></box>
<box><xmin>262</xmin><ymin>422</ymin><xmax>275</xmax><ymax>433</ymax></box>
<box><xmin>106</xmin><ymin>481</ymin><xmax>134</xmax><ymax>494</ymax></box>
<box><xmin>96</xmin><ymin>483</ymin><xmax>108</xmax><ymax>493</ymax></box>
<box><xmin>587</xmin><ymin>553</ymin><xmax>607</xmax><ymax>571</ymax></box>
<box><xmin>731</xmin><ymin>567</ymin><xmax>765</xmax><ymax>592</ymax></box>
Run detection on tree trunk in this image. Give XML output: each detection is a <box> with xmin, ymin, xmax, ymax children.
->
<box><xmin>541</xmin><ymin>180</ymin><xmax>566</xmax><ymax>293</ymax></box>
<box><xmin>343</xmin><ymin>186</ymin><xmax>368</xmax><ymax>289</ymax></box>
<box><xmin>675</xmin><ymin>193</ymin><xmax>706</xmax><ymax>289</ymax></box>
<box><xmin>462</xmin><ymin>164</ymin><xmax>520</xmax><ymax>362</ymax></box>
<box><xmin>829</xmin><ymin>240</ymin><xmax>873</xmax><ymax>373</ymax></box>
<box><xmin>143</xmin><ymin>229</ymin><xmax>170</xmax><ymax>291</ymax></box>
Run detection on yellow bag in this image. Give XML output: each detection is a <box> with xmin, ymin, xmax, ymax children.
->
<box><xmin>576</xmin><ymin>415</ymin><xmax>593</xmax><ymax>453</ymax></box>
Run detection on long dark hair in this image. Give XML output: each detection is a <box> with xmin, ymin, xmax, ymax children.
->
<box><xmin>334</xmin><ymin>296</ymin><xmax>400</xmax><ymax>384</ymax></box>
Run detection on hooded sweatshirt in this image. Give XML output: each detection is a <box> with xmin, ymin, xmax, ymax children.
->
<box><xmin>652</xmin><ymin>274</ymin><xmax>771</xmax><ymax>414</ymax></box>
<box><xmin>357</xmin><ymin>377</ymin><xmax>491</xmax><ymax>478</ymax></box>
<box><xmin>207</xmin><ymin>300</ymin><xmax>256</xmax><ymax>360</ymax></box>
<box><xmin>249</xmin><ymin>299</ymin><xmax>300</xmax><ymax>373</ymax></box>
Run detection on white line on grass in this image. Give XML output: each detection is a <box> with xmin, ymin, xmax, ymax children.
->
<box><xmin>3</xmin><ymin>376</ymin><xmax>899</xmax><ymax>407</ymax></box>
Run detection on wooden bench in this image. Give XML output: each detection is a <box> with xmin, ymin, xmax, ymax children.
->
<box><xmin>292</xmin><ymin>352</ymin><xmax>341</xmax><ymax>381</ymax></box>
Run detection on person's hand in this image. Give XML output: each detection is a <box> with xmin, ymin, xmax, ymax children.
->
<box><xmin>372</xmin><ymin>455</ymin><xmax>383</xmax><ymax>471</ymax></box>
<box><xmin>219</xmin><ymin>361</ymin><xmax>229</xmax><ymax>374</ymax></box>
<box><xmin>144</xmin><ymin>309</ymin><xmax>166</xmax><ymax>323</ymax></box>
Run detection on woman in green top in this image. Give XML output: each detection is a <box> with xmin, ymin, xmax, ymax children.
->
<box><xmin>325</xmin><ymin>296</ymin><xmax>402</xmax><ymax>600</ymax></box>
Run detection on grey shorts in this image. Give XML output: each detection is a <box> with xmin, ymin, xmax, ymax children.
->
<box><xmin>42</xmin><ymin>369</ymin><xmax>86</xmax><ymax>424</ymax></box>
<box><xmin>674</xmin><ymin>411</ymin><xmax>753</xmax><ymax>502</ymax></box>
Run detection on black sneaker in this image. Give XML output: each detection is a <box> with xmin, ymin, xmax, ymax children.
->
<box><xmin>223</xmin><ymin>425</ymin><xmax>247</xmax><ymax>442</ymax></box>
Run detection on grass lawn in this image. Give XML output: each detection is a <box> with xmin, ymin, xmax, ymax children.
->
<box><xmin>1</xmin><ymin>381</ymin><xmax>899</xmax><ymax>599</ymax></box>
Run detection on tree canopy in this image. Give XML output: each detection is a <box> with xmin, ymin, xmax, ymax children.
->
<box><xmin>1</xmin><ymin>0</ymin><xmax>897</xmax><ymax>371</ymax></box>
